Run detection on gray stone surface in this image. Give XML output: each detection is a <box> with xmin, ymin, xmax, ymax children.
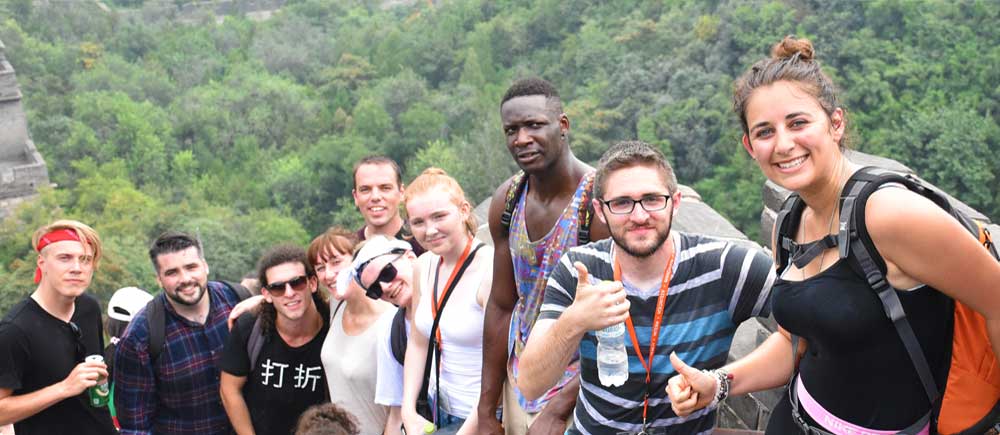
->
<box><xmin>760</xmin><ymin>150</ymin><xmax>992</xmax><ymax>240</ymax></box>
<box><xmin>0</xmin><ymin>39</ymin><xmax>50</xmax><ymax>220</ymax></box>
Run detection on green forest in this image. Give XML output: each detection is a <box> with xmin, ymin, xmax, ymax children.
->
<box><xmin>0</xmin><ymin>0</ymin><xmax>997</xmax><ymax>314</ymax></box>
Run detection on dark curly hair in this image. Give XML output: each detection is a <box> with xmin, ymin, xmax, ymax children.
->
<box><xmin>294</xmin><ymin>403</ymin><xmax>360</xmax><ymax>435</ymax></box>
<box><xmin>255</xmin><ymin>244</ymin><xmax>319</xmax><ymax>335</ymax></box>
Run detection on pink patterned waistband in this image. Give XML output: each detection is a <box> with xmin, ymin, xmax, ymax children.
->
<box><xmin>796</xmin><ymin>375</ymin><xmax>930</xmax><ymax>435</ymax></box>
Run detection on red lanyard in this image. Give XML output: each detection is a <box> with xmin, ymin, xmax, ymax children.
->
<box><xmin>431</xmin><ymin>237</ymin><xmax>474</xmax><ymax>348</ymax></box>
<box><xmin>614</xmin><ymin>246</ymin><xmax>675</xmax><ymax>427</ymax></box>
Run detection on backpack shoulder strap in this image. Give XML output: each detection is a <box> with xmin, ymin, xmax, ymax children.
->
<box><xmin>840</xmin><ymin>166</ymin><xmax>941</xmax><ymax>406</ymax></box>
<box><xmin>221</xmin><ymin>280</ymin><xmax>253</xmax><ymax>301</ymax></box>
<box><xmin>145</xmin><ymin>296</ymin><xmax>166</xmax><ymax>363</ymax></box>
<box><xmin>499</xmin><ymin>171</ymin><xmax>528</xmax><ymax>238</ymax></box>
<box><xmin>772</xmin><ymin>192</ymin><xmax>807</xmax><ymax>275</ymax></box>
<box><xmin>247</xmin><ymin>316</ymin><xmax>264</xmax><ymax>369</ymax></box>
<box><xmin>577</xmin><ymin>172</ymin><xmax>596</xmax><ymax>245</ymax></box>
<box><xmin>389</xmin><ymin>307</ymin><xmax>408</xmax><ymax>366</ymax></box>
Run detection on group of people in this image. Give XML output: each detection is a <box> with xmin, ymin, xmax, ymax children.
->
<box><xmin>0</xmin><ymin>36</ymin><xmax>997</xmax><ymax>435</ymax></box>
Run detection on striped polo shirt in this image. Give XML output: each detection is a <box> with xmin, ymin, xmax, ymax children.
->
<box><xmin>538</xmin><ymin>234</ymin><xmax>775</xmax><ymax>435</ymax></box>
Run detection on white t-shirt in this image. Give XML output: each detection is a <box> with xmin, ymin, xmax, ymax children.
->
<box><xmin>322</xmin><ymin>299</ymin><xmax>393</xmax><ymax>435</ymax></box>
<box><xmin>375</xmin><ymin>308</ymin><xmax>407</xmax><ymax>407</ymax></box>
<box><xmin>413</xmin><ymin>243</ymin><xmax>493</xmax><ymax>419</ymax></box>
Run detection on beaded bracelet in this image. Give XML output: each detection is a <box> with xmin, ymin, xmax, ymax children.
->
<box><xmin>701</xmin><ymin>368</ymin><xmax>733</xmax><ymax>408</ymax></box>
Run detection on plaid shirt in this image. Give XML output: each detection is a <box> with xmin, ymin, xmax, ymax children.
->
<box><xmin>113</xmin><ymin>282</ymin><xmax>242</xmax><ymax>435</ymax></box>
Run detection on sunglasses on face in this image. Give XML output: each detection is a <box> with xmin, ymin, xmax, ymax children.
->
<box><xmin>264</xmin><ymin>275</ymin><xmax>310</xmax><ymax>294</ymax></box>
<box><xmin>355</xmin><ymin>250</ymin><xmax>407</xmax><ymax>300</ymax></box>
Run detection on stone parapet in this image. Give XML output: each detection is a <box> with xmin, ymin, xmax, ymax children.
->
<box><xmin>760</xmin><ymin>150</ymin><xmax>992</xmax><ymax>240</ymax></box>
<box><xmin>0</xmin><ymin>39</ymin><xmax>50</xmax><ymax>219</ymax></box>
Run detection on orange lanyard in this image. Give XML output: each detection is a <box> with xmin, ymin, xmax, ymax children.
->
<box><xmin>614</xmin><ymin>247</ymin><xmax>675</xmax><ymax>428</ymax></box>
<box><xmin>431</xmin><ymin>237</ymin><xmax>474</xmax><ymax>347</ymax></box>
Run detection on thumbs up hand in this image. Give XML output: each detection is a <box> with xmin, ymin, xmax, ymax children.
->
<box><xmin>667</xmin><ymin>352</ymin><xmax>718</xmax><ymax>416</ymax></box>
<box><xmin>564</xmin><ymin>262</ymin><xmax>630</xmax><ymax>333</ymax></box>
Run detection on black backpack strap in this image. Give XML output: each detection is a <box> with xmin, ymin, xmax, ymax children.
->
<box><xmin>390</xmin><ymin>307</ymin><xmax>408</xmax><ymax>366</ymax></box>
<box><xmin>772</xmin><ymin>192</ymin><xmax>807</xmax><ymax>275</ymax></box>
<box><xmin>841</xmin><ymin>167</ymin><xmax>941</xmax><ymax>406</ymax></box>
<box><xmin>247</xmin><ymin>317</ymin><xmax>264</xmax><ymax>369</ymax></box>
<box><xmin>787</xmin><ymin>335</ymin><xmax>834</xmax><ymax>435</ymax></box>
<box><xmin>221</xmin><ymin>280</ymin><xmax>253</xmax><ymax>301</ymax></box>
<box><xmin>499</xmin><ymin>171</ymin><xmax>528</xmax><ymax>238</ymax></box>
<box><xmin>145</xmin><ymin>296</ymin><xmax>166</xmax><ymax>363</ymax></box>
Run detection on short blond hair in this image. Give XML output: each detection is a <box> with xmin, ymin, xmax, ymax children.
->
<box><xmin>32</xmin><ymin>220</ymin><xmax>103</xmax><ymax>267</ymax></box>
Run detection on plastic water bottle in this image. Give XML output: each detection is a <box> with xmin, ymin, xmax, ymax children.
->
<box><xmin>596</xmin><ymin>323</ymin><xmax>628</xmax><ymax>387</ymax></box>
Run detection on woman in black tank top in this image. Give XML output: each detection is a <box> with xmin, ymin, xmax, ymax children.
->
<box><xmin>663</xmin><ymin>36</ymin><xmax>1000</xmax><ymax>434</ymax></box>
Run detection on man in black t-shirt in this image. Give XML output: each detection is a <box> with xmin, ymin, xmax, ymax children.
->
<box><xmin>220</xmin><ymin>245</ymin><xmax>329</xmax><ymax>435</ymax></box>
<box><xmin>0</xmin><ymin>220</ymin><xmax>116</xmax><ymax>435</ymax></box>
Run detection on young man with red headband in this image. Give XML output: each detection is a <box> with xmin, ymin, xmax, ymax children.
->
<box><xmin>0</xmin><ymin>220</ymin><xmax>116</xmax><ymax>434</ymax></box>
<box><xmin>518</xmin><ymin>142</ymin><xmax>775</xmax><ymax>434</ymax></box>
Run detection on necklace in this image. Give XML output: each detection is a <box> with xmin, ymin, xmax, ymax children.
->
<box><xmin>799</xmin><ymin>205</ymin><xmax>839</xmax><ymax>279</ymax></box>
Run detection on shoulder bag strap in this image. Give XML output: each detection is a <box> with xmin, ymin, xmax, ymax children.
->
<box><xmin>420</xmin><ymin>243</ymin><xmax>485</xmax><ymax>424</ymax></box>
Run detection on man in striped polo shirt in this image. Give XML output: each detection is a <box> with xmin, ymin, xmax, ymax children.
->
<box><xmin>519</xmin><ymin>141</ymin><xmax>775</xmax><ymax>434</ymax></box>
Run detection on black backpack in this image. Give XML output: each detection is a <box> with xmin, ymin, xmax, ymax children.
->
<box><xmin>145</xmin><ymin>280</ymin><xmax>254</xmax><ymax>363</ymax></box>
<box><xmin>389</xmin><ymin>307</ymin><xmax>407</xmax><ymax>365</ymax></box>
<box><xmin>774</xmin><ymin>166</ymin><xmax>1000</xmax><ymax>435</ymax></box>
<box><xmin>499</xmin><ymin>170</ymin><xmax>596</xmax><ymax>245</ymax></box>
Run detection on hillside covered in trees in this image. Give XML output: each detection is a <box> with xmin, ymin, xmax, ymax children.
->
<box><xmin>0</xmin><ymin>0</ymin><xmax>997</xmax><ymax>313</ymax></box>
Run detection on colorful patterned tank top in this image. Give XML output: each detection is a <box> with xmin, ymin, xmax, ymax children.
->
<box><xmin>507</xmin><ymin>173</ymin><xmax>591</xmax><ymax>412</ymax></box>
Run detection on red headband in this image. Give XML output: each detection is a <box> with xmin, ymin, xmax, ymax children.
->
<box><xmin>34</xmin><ymin>229</ymin><xmax>83</xmax><ymax>284</ymax></box>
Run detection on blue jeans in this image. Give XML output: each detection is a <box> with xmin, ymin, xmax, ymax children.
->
<box><xmin>434</xmin><ymin>412</ymin><xmax>465</xmax><ymax>435</ymax></box>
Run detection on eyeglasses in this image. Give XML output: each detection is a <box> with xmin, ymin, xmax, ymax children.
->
<box><xmin>601</xmin><ymin>194</ymin><xmax>672</xmax><ymax>215</ymax></box>
<box><xmin>68</xmin><ymin>321</ymin><xmax>86</xmax><ymax>363</ymax></box>
<box><xmin>264</xmin><ymin>275</ymin><xmax>310</xmax><ymax>294</ymax></box>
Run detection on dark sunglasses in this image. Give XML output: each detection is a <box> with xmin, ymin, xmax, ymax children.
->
<box><xmin>68</xmin><ymin>321</ymin><xmax>86</xmax><ymax>363</ymax></box>
<box><xmin>264</xmin><ymin>275</ymin><xmax>309</xmax><ymax>294</ymax></box>
<box><xmin>355</xmin><ymin>249</ymin><xmax>407</xmax><ymax>300</ymax></box>
<box><xmin>361</xmin><ymin>262</ymin><xmax>399</xmax><ymax>300</ymax></box>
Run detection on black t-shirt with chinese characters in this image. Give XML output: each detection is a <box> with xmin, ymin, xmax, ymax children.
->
<box><xmin>0</xmin><ymin>293</ymin><xmax>116</xmax><ymax>435</ymax></box>
<box><xmin>219</xmin><ymin>313</ymin><xmax>330</xmax><ymax>435</ymax></box>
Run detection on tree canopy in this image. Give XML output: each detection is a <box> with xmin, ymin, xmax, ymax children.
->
<box><xmin>0</xmin><ymin>0</ymin><xmax>997</xmax><ymax>313</ymax></box>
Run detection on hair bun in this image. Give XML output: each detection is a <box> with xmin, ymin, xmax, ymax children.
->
<box><xmin>420</xmin><ymin>167</ymin><xmax>448</xmax><ymax>176</ymax></box>
<box><xmin>771</xmin><ymin>36</ymin><xmax>815</xmax><ymax>61</ymax></box>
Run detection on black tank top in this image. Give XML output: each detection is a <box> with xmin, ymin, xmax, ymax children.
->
<box><xmin>769</xmin><ymin>259</ymin><xmax>951</xmax><ymax>431</ymax></box>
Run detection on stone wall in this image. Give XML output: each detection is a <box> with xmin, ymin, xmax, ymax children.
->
<box><xmin>119</xmin><ymin>0</ymin><xmax>287</xmax><ymax>24</ymax></box>
<box><xmin>0</xmin><ymin>39</ymin><xmax>50</xmax><ymax>220</ymax></box>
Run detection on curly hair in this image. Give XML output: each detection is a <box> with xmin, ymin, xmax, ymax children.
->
<box><xmin>294</xmin><ymin>403</ymin><xmax>360</xmax><ymax>435</ymax></box>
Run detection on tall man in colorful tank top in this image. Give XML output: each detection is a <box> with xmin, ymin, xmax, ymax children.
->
<box><xmin>518</xmin><ymin>141</ymin><xmax>775</xmax><ymax>434</ymax></box>
<box><xmin>477</xmin><ymin>77</ymin><xmax>611</xmax><ymax>435</ymax></box>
